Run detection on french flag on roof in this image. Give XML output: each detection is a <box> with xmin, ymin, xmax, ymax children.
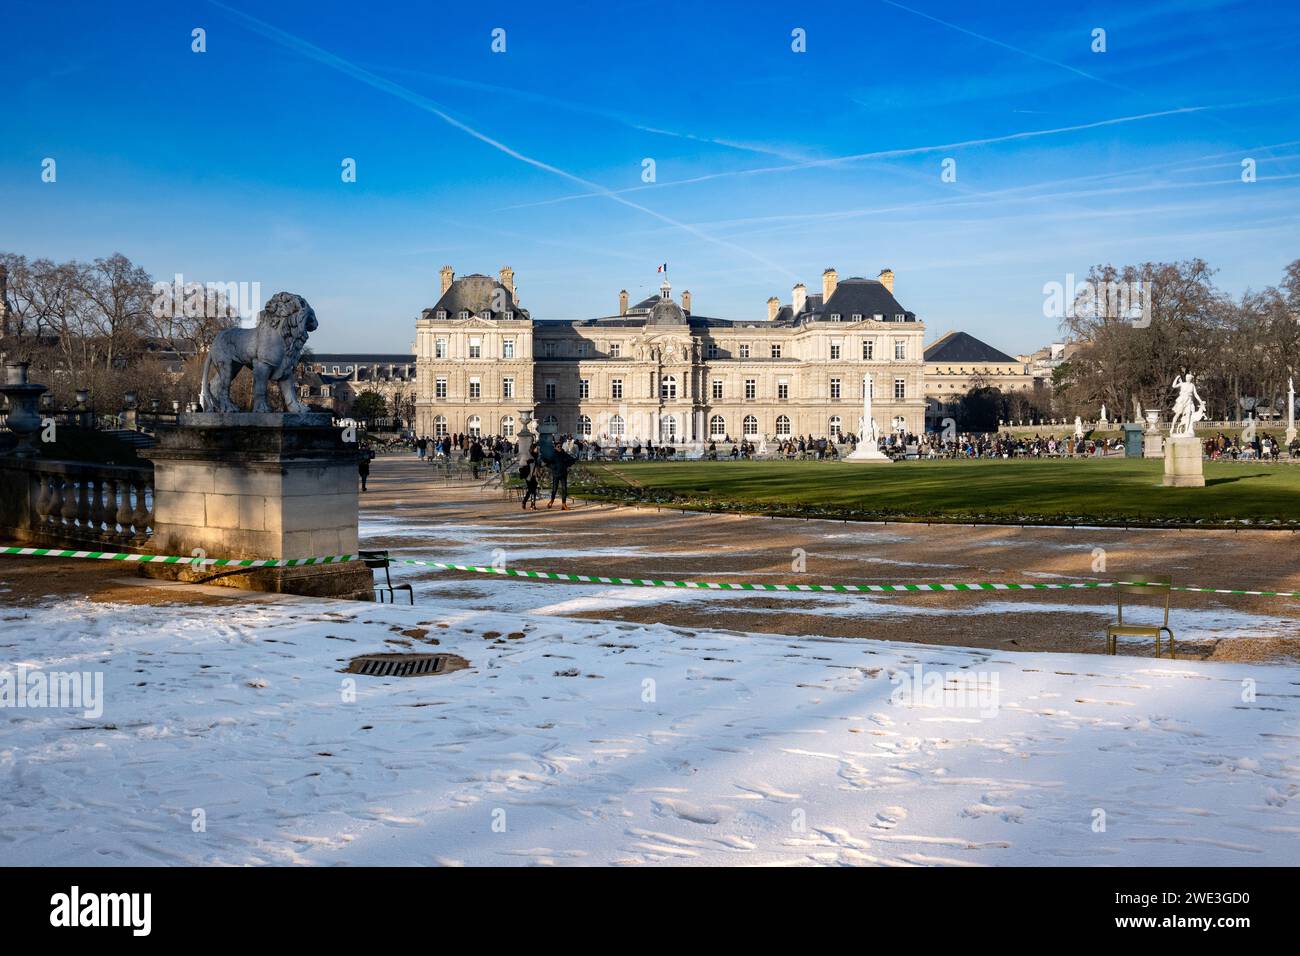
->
<box><xmin>657</xmin><ymin>263</ymin><xmax>668</xmax><ymax>273</ymax></box>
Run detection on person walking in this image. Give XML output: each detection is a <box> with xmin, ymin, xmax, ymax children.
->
<box><xmin>358</xmin><ymin>443</ymin><xmax>373</xmax><ymax>492</ymax></box>
<box><xmin>520</xmin><ymin>455</ymin><xmax>540</xmax><ymax>510</ymax></box>
<box><xmin>547</xmin><ymin>443</ymin><xmax>577</xmax><ymax>510</ymax></box>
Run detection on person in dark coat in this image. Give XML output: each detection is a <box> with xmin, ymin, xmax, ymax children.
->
<box><xmin>358</xmin><ymin>444</ymin><xmax>373</xmax><ymax>491</ymax></box>
<box><xmin>520</xmin><ymin>451</ymin><xmax>540</xmax><ymax>510</ymax></box>
<box><xmin>546</xmin><ymin>444</ymin><xmax>577</xmax><ymax>510</ymax></box>
<box><xmin>469</xmin><ymin>437</ymin><xmax>485</xmax><ymax>478</ymax></box>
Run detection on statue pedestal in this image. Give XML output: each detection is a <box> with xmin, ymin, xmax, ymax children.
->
<box><xmin>1143</xmin><ymin>432</ymin><xmax>1164</xmax><ymax>458</ymax></box>
<box><xmin>845</xmin><ymin>442</ymin><xmax>891</xmax><ymax>464</ymax></box>
<box><xmin>139</xmin><ymin>413</ymin><xmax>372</xmax><ymax>597</ymax></box>
<box><xmin>1162</xmin><ymin>435</ymin><xmax>1205</xmax><ymax>488</ymax></box>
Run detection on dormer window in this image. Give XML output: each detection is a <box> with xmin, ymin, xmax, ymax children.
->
<box><xmin>830</xmin><ymin>313</ymin><xmax>841</xmax><ymax>322</ymax></box>
<box><xmin>504</xmin><ymin>311</ymin><xmax>514</xmax><ymax>320</ymax></box>
<box><xmin>437</xmin><ymin>310</ymin><xmax>447</xmax><ymax>320</ymax></box>
<box><xmin>458</xmin><ymin>310</ymin><xmax>469</xmax><ymax>320</ymax></box>
<box><xmin>480</xmin><ymin>310</ymin><xmax>491</xmax><ymax>320</ymax></box>
<box><xmin>895</xmin><ymin>313</ymin><xmax>904</xmax><ymax>321</ymax></box>
<box><xmin>852</xmin><ymin>313</ymin><xmax>862</xmax><ymax>321</ymax></box>
<box><xmin>873</xmin><ymin>313</ymin><xmax>883</xmax><ymax>321</ymax></box>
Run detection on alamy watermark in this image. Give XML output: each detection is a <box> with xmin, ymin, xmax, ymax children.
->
<box><xmin>151</xmin><ymin>273</ymin><xmax>262</xmax><ymax>322</ymax></box>
<box><xmin>1042</xmin><ymin>273</ymin><xmax>1151</xmax><ymax>327</ymax></box>
<box><xmin>0</xmin><ymin>665</ymin><xmax>104</xmax><ymax>719</ymax></box>
<box><xmin>889</xmin><ymin>663</ymin><xmax>1000</xmax><ymax>718</ymax></box>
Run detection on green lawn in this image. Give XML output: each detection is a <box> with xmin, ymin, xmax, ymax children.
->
<box><xmin>574</xmin><ymin>458</ymin><xmax>1300</xmax><ymax>527</ymax></box>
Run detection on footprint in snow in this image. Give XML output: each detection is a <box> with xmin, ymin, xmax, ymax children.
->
<box><xmin>871</xmin><ymin>806</ymin><xmax>907</xmax><ymax>830</ymax></box>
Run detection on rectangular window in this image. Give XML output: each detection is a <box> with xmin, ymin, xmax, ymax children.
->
<box><xmin>543</xmin><ymin>341</ymin><xmax>556</xmax><ymax>358</ymax></box>
<box><xmin>894</xmin><ymin>378</ymin><xmax>906</xmax><ymax>400</ymax></box>
<box><xmin>862</xmin><ymin>339</ymin><xmax>874</xmax><ymax>360</ymax></box>
<box><xmin>707</xmin><ymin>343</ymin><xmax>719</xmax><ymax>359</ymax></box>
<box><xmin>830</xmin><ymin>343</ymin><xmax>841</xmax><ymax>360</ymax></box>
<box><xmin>770</xmin><ymin>344</ymin><xmax>781</xmax><ymax>359</ymax></box>
<box><xmin>778</xmin><ymin>380</ymin><xmax>789</xmax><ymax>401</ymax></box>
<box><xmin>577</xmin><ymin>341</ymin><xmax>589</xmax><ymax>357</ymax></box>
<box><xmin>579</xmin><ymin>378</ymin><xmax>590</xmax><ymax>399</ymax></box>
<box><xmin>830</xmin><ymin>378</ymin><xmax>841</xmax><ymax>400</ymax></box>
<box><xmin>435</xmin><ymin>378</ymin><xmax>447</xmax><ymax>399</ymax></box>
<box><xmin>469</xmin><ymin>337</ymin><xmax>482</xmax><ymax>359</ymax></box>
<box><xmin>894</xmin><ymin>340</ymin><xmax>905</xmax><ymax>360</ymax></box>
<box><xmin>468</xmin><ymin>378</ymin><xmax>480</xmax><ymax>399</ymax></box>
<box><xmin>544</xmin><ymin>380</ymin><xmax>556</xmax><ymax>400</ymax></box>
<box><xmin>435</xmin><ymin>338</ymin><xmax>447</xmax><ymax>359</ymax></box>
<box><xmin>739</xmin><ymin>344</ymin><xmax>750</xmax><ymax>359</ymax></box>
<box><xmin>611</xmin><ymin>379</ymin><xmax>623</xmax><ymax>400</ymax></box>
<box><xmin>609</xmin><ymin>343</ymin><xmax>621</xmax><ymax>358</ymax></box>
<box><xmin>745</xmin><ymin>379</ymin><xmax>756</xmax><ymax>401</ymax></box>
<box><xmin>503</xmin><ymin>339</ymin><xmax>515</xmax><ymax>359</ymax></box>
<box><xmin>502</xmin><ymin>377</ymin><xmax>515</xmax><ymax>399</ymax></box>
<box><xmin>712</xmin><ymin>380</ymin><xmax>723</xmax><ymax>401</ymax></box>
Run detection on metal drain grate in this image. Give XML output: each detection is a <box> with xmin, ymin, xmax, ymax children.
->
<box><xmin>347</xmin><ymin>653</ymin><xmax>451</xmax><ymax>678</ymax></box>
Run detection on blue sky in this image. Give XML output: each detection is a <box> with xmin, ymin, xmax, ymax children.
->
<box><xmin>4</xmin><ymin>0</ymin><xmax>1299</xmax><ymax>353</ymax></box>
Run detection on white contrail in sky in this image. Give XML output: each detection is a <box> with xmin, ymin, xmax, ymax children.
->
<box><xmin>502</xmin><ymin>105</ymin><xmax>1215</xmax><ymax>211</ymax></box>
<box><xmin>208</xmin><ymin>1</ymin><xmax>796</xmax><ymax>279</ymax></box>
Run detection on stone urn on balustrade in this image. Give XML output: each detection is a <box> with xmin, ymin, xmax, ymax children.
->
<box><xmin>1</xmin><ymin>363</ymin><xmax>48</xmax><ymax>458</ymax></box>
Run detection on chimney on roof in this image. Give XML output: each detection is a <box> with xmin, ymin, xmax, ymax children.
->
<box><xmin>877</xmin><ymin>268</ymin><xmax>894</xmax><ymax>294</ymax></box>
<box><xmin>767</xmin><ymin>296</ymin><xmax>780</xmax><ymax>322</ymax></box>
<box><xmin>498</xmin><ymin>266</ymin><xmax>515</xmax><ymax>296</ymax></box>
<box><xmin>682</xmin><ymin>290</ymin><xmax>692</xmax><ymax>313</ymax></box>
<box><xmin>822</xmin><ymin>268</ymin><xmax>838</xmax><ymax>302</ymax></box>
<box><xmin>619</xmin><ymin>289</ymin><xmax>628</xmax><ymax>316</ymax></box>
<box><xmin>440</xmin><ymin>265</ymin><xmax>454</xmax><ymax>295</ymax></box>
<box><xmin>792</xmin><ymin>282</ymin><xmax>807</xmax><ymax>316</ymax></box>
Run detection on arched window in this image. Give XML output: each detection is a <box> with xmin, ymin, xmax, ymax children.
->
<box><xmin>501</xmin><ymin>416</ymin><xmax>515</xmax><ymax>438</ymax></box>
<box><xmin>743</xmin><ymin>415</ymin><xmax>759</xmax><ymax>437</ymax></box>
<box><xmin>578</xmin><ymin>414</ymin><xmax>592</xmax><ymax>436</ymax></box>
<box><xmin>660</xmin><ymin>375</ymin><xmax>677</xmax><ymax>400</ymax></box>
<box><xmin>433</xmin><ymin>415</ymin><xmax>448</xmax><ymax>438</ymax></box>
<box><xmin>776</xmin><ymin>415</ymin><xmax>791</xmax><ymax>436</ymax></box>
<box><xmin>661</xmin><ymin>415</ymin><xmax>677</xmax><ymax>441</ymax></box>
<box><xmin>709</xmin><ymin>415</ymin><xmax>726</xmax><ymax>437</ymax></box>
<box><xmin>543</xmin><ymin>414</ymin><xmax>558</xmax><ymax>430</ymax></box>
<box><xmin>609</xmin><ymin>415</ymin><xmax>625</xmax><ymax>438</ymax></box>
<box><xmin>467</xmin><ymin>415</ymin><xmax>481</xmax><ymax>438</ymax></box>
<box><xmin>829</xmin><ymin>416</ymin><xmax>842</xmax><ymax>437</ymax></box>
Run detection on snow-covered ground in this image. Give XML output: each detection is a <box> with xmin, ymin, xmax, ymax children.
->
<box><xmin>2</xmin><ymin>593</ymin><xmax>1298</xmax><ymax>866</ymax></box>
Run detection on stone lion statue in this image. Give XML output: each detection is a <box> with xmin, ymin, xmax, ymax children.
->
<box><xmin>199</xmin><ymin>292</ymin><xmax>318</xmax><ymax>413</ymax></box>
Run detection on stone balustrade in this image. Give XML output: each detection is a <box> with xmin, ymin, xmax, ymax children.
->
<box><xmin>0</xmin><ymin>458</ymin><xmax>154</xmax><ymax>548</ymax></box>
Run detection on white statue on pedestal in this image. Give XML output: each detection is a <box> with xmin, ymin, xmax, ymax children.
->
<box><xmin>846</xmin><ymin>374</ymin><xmax>889</xmax><ymax>462</ymax></box>
<box><xmin>1169</xmin><ymin>373</ymin><xmax>1205</xmax><ymax>438</ymax></box>
<box><xmin>1074</xmin><ymin>416</ymin><xmax>1084</xmax><ymax>438</ymax></box>
<box><xmin>1287</xmin><ymin>376</ymin><xmax>1296</xmax><ymax>445</ymax></box>
<box><xmin>1100</xmin><ymin>403</ymin><xmax>1108</xmax><ymax>424</ymax></box>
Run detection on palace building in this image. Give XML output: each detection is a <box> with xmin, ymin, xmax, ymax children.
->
<box><xmin>412</xmin><ymin>265</ymin><xmax>928</xmax><ymax>443</ymax></box>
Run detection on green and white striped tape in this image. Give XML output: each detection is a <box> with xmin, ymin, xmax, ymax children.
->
<box><xmin>0</xmin><ymin>546</ymin><xmax>353</xmax><ymax>569</ymax></box>
<box><xmin>3</xmin><ymin>545</ymin><xmax>1300</xmax><ymax>599</ymax></box>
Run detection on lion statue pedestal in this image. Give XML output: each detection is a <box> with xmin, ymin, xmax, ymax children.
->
<box><xmin>139</xmin><ymin>293</ymin><xmax>372</xmax><ymax>598</ymax></box>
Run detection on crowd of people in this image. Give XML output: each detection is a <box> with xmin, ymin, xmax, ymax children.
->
<box><xmin>368</xmin><ymin>425</ymin><xmax>1298</xmax><ymax>499</ymax></box>
<box><xmin>1203</xmin><ymin>431</ymin><xmax>1296</xmax><ymax>460</ymax></box>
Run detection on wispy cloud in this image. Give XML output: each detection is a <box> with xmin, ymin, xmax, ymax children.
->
<box><xmin>362</xmin><ymin>63</ymin><xmax>816</xmax><ymax>164</ymax></box>
<box><xmin>207</xmin><ymin>1</ymin><xmax>796</xmax><ymax>279</ymax></box>
<box><xmin>500</xmin><ymin>106</ymin><xmax>1219</xmax><ymax>212</ymax></box>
